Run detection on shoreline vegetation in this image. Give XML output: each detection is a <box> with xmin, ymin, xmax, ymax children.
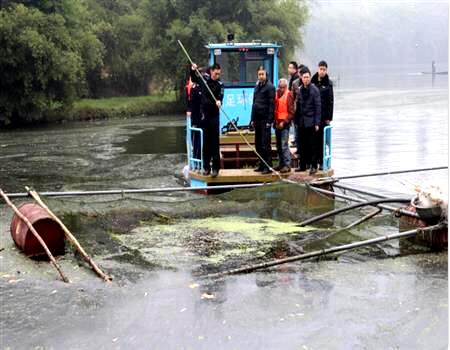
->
<box><xmin>1</xmin><ymin>94</ymin><xmax>185</xmax><ymax>127</ymax></box>
<box><xmin>1</xmin><ymin>1</ymin><xmax>306</xmax><ymax>126</ymax></box>
<box><xmin>68</xmin><ymin>93</ymin><xmax>184</xmax><ymax>122</ymax></box>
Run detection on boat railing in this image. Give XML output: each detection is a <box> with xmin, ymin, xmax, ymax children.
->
<box><xmin>323</xmin><ymin>125</ymin><xmax>333</xmax><ymax>171</ymax></box>
<box><xmin>186</xmin><ymin>115</ymin><xmax>204</xmax><ymax>171</ymax></box>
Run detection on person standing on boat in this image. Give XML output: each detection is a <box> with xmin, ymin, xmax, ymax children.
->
<box><xmin>274</xmin><ymin>78</ymin><xmax>294</xmax><ymax>173</ymax></box>
<box><xmin>251</xmin><ymin>67</ymin><xmax>275</xmax><ymax>174</ymax></box>
<box><xmin>191</xmin><ymin>63</ymin><xmax>224</xmax><ymax>178</ymax></box>
<box><xmin>291</xmin><ymin>64</ymin><xmax>306</xmax><ymax>93</ymax></box>
<box><xmin>293</xmin><ymin>67</ymin><xmax>321</xmax><ymax>175</ymax></box>
<box><xmin>311</xmin><ymin>60</ymin><xmax>334</xmax><ymax>170</ymax></box>
<box><xmin>290</xmin><ymin>63</ymin><xmax>306</xmax><ymax>150</ymax></box>
<box><xmin>288</xmin><ymin>61</ymin><xmax>299</xmax><ymax>91</ymax></box>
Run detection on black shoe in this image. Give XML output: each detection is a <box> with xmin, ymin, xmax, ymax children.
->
<box><xmin>261</xmin><ymin>168</ymin><xmax>271</xmax><ymax>175</ymax></box>
<box><xmin>254</xmin><ymin>167</ymin><xmax>264</xmax><ymax>172</ymax></box>
<box><xmin>211</xmin><ymin>169</ymin><xmax>219</xmax><ymax>178</ymax></box>
<box><xmin>295</xmin><ymin>167</ymin><xmax>306</xmax><ymax>172</ymax></box>
<box><xmin>279</xmin><ymin>166</ymin><xmax>291</xmax><ymax>173</ymax></box>
<box><xmin>309</xmin><ymin>168</ymin><xmax>317</xmax><ymax>175</ymax></box>
<box><xmin>273</xmin><ymin>165</ymin><xmax>282</xmax><ymax>171</ymax></box>
<box><xmin>203</xmin><ymin>169</ymin><xmax>211</xmax><ymax>176</ymax></box>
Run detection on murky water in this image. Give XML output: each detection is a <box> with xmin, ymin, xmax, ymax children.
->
<box><xmin>120</xmin><ymin>126</ymin><xmax>186</xmax><ymax>154</ymax></box>
<box><xmin>0</xmin><ymin>66</ymin><xmax>448</xmax><ymax>349</ymax></box>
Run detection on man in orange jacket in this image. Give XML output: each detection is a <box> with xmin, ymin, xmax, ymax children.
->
<box><xmin>274</xmin><ymin>78</ymin><xmax>294</xmax><ymax>173</ymax></box>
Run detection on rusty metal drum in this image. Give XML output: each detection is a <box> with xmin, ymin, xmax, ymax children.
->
<box><xmin>10</xmin><ymin>202</ymin><xmax>65</xmax><ymax>257</ymax></box>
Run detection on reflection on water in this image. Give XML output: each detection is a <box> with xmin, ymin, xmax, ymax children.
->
<box><xmin>120</xmin><ymin>126</ymin><xmax>186</xmax><ymax>154</ymax></box>
<box><xmin>333</xmin><ymin>63</ymin><xmax>448</xmax><ymax>91</ymax></box>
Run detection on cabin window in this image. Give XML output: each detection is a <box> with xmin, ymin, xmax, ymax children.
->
<box><xmin>214</xmin><ymin>49</ymin><xmax>274</xmax><ymax>87</ymax></box>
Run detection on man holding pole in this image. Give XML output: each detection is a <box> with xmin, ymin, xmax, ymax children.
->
<box><xmin>191</xmin><ymin>63</ymin><xmax>224</xmax><ymax>178</ymax></box>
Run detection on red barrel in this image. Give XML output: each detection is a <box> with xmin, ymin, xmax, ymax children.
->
<box><xmin>10</xmin><ymin>203</ymin><xmax>65</xmax><ymax>257</ymax></box>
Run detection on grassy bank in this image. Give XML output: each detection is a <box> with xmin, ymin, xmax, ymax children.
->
<box><xmin>47</xmin><ymin>93</ymin><xmax>185</xmax><ymax>123</ymax></box>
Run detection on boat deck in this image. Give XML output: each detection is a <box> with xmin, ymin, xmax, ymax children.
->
<box><xmin>189</xmin><ymin>168</ymin><xmax>334</xmax><ymax>185</ymax></box>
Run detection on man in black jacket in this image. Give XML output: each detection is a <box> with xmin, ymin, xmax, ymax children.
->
<box><xmin>191</xmin><ymin>63</ymin><xmax>224</xmax><ymax>177</ymax></box>
<box><xmin>251</xmin><ymin>67</ymin><xmax>275</xmax><ymax>174</ymax></box>
<box><xmin>293</xmin><ymin>67</ymin><xmax>321</xmax><ymax>175</ymax></box>
<box><xmin>288</xmin><ymin>61</ymin><xmax>299</xmax><ymax>91</ymax></box>
<box><xmin>311</xmin><ymin>60</ymin><xmax>334</xmax><ymax>170</ymax></box>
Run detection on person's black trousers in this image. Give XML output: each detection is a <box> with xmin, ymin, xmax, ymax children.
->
<box><xmin>202</xmin><ymin>115</ymin><xmax>220</xmax><ymax>172</ymax></box>
<box><xmin>297</xmin><ymin>126</ymin><xmax>318</xmax><ymax>170</ymax></box>
<box><xmin>254</xmin><ymin>120</ymin><xmax>272</xmax><ymax>170</ymax></box>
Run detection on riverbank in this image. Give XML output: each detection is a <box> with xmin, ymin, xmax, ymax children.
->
<box><xmin>69</xmin><ymin>94</ymin><xmax>184</xmax><ymax>122</ymax></box>
<box><xmin>0</xmin><ymin>94</ymin><xmax>185</xmax><ymax>127</ymax></box>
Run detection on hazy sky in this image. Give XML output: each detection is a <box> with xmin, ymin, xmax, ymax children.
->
<box><xmin>299</xmin><ymin>0</ymin><xmax>449</xmax><ymax>67</ymax></box>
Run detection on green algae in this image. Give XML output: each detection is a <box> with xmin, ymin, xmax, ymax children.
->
<box><xmin>112</xmin><ymin>216</ymin><xmax>317</xmax><ymax>269</ymax></box>
<box><xmin>185</xmin><ymin>216</ymin><xmax>313</xmax><ymax>241</ymax></box>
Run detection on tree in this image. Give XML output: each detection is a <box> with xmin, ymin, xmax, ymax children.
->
<box><xmin>0</xmin><ymin>1</ymin><xmax>103</xmax><ymax>122</ymax></box>
<box><xmin>139</xmin><ymin>0</ymin><xmax>308</xmax><ymax>92</ymax></box>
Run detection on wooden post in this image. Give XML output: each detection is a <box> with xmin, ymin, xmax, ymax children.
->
<box><xmin>25</xmin><ymin>187</ymin><xmax>112</xmax><ymax>282</ymax></box>
<box><xmin>0</xmin><ymin>189</ymin><xmax>70</xmax><ymax>283</ymax></box>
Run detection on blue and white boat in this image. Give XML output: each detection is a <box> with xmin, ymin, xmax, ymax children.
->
<box><xmin>185</xmin><ymin>40</ymin><xmax>333</xmax><ymax>190</ymax></box>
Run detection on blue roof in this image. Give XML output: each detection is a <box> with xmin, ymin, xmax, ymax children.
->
<box><xmin>206</xmin><ymin>42</ymin><xmax>281</xmax><ymax>50</ymax></box>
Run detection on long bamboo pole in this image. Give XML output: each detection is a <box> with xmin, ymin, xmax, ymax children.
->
<box><xmin>26</xmin><ymin>187</ymin><xmax>112</xmax><ymax>282</ymax></box>
<box><xmin>0</xmin><ymin>189</ymin><xmax>70</xmax><ymax>283</ymax></box>
<box><xmin>204</xmin><ymin>224</ymin><xmax>445</xmax><ymax>278</ymax></box>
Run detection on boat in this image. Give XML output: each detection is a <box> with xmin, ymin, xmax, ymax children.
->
<box><xmin>185</xmin><ymin>40</ymin><xmax>334</xmax><ymax>190</ymax></box>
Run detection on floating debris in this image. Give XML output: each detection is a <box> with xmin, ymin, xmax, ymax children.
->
<box><xmin>201</xmin><ymin>293</ymin><xmax>215</xmax><ymax>300</ymax></box>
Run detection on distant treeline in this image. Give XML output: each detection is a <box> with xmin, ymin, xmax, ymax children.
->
<box><xmin>0</xmin><ymin>0</ymin><xmax>308</xmax><ymax>123</ymax></box>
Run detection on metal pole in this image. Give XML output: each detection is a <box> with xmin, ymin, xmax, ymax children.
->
<box><xmin>333</xmin><ymin>183</ymin><xmax>389</xmax><ymax>198</ymax></box>
<box><xmin>343</xmin><ymin>208</ymin><xmax>382</xmax><ymax>230</ymax></box>
<box><xmin>282</xmin><ymin>179</ymin><xmax>419</xmax><ymax>218</ymax></box>
<box><xmin>3</xmin><ymin>182</ymin><xmax>275</xmax><ymax>199</ymax></box>
<box><xmin>336</xmin><ymin>166</ymin><xmax>447</xmax><ymax>181</ymax></box>
<box><xmin>298</xmin><ymin>198</ymin><xmax>411</xmax><ymax>227</ymax></box>
<box><xmin>204</xmin><ymin>224</ymin><xmax>445</xmax><ymax>278</ymax></box>
<box><xmin>330</xmin><ymin>183</ymin><xmax>420</xmax><ymax>217</ymax></box>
